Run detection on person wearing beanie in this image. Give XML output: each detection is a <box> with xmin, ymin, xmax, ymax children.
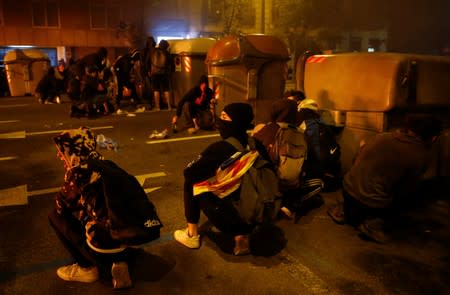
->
<box><xmin>174</xmin><ymin>103</ymin><xmax>270</xmax><ymax>255</ymax></box>
<box><xmin>49</xmin><ymin>127</ymin><xmax>162</xmax><ymax>289</ymax></box>
<box><xmin>172</xmin><ymin>75</ymin><xmax>214</xmax><ymax>134</ymax></box>
<box><xmin>328</xmin><ymin>114</ymin><xmax>443</xmax><ymax>244</ymax></box>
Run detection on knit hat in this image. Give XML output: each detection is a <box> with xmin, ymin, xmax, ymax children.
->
<box><xmin>223</xmin><ymin>103</ymin><xmax>254</xmax><ymax>129</ymax></box>
<box><xmin>298</xmin><ymin>98</ymin><xmax>319</xmax><ymax>112</ymax></box>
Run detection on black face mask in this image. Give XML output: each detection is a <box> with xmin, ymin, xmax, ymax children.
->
<box><xmin>216</xmin><ymin>118</ymin><xmax>236</xmax><ymax>139</ymax></box>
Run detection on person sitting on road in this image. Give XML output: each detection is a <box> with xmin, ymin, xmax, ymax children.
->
<box><xmin>327</xmin><ymin>114</ymin><xmax>443</xmax><ymax>243</ymax></box>
<box><xmin>48</xmin><ymin>126</ymin><xmax>162</xmax><ymax>289</ymax></box>
<box><xmin>174</xmin><ymin>103</ymin><xmax>270</xmax><ymax>255</ymax></box>
<box><xmin>171</xmin><ymin>75</ymin><xmax>215</xmax><ymax>134</ymax></box>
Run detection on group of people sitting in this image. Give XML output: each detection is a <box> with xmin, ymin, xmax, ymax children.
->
<box><xmin>49</xmin><ymin>95</ymin><xmax>442</xmax><ymax>289</ymax></box>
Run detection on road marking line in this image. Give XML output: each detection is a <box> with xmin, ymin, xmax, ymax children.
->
<box><xmin>0</xmin><ymin>131</ymin><xmax>26</xmax><ymax>139</ymax></box>
<box><xmin>0</xmin><ymin>120</ymin><xmax>20</xmax><ymax>124</ymax></box>
<box><xmin>0</xmin><ymin>126</ymin><xmax>114</xmax><ymax>139</ymax></box>
<box><xmin>0</xmin><ymin>156</ymin><xmax>17</xmax><ymax>161</ymax></box>
<box><xmin>135</xmin><ymin>172</ymin><xmax>167</xmax><ymax>186</ymax></box>
<box><xmin>27</xmin><ymin>126</ymin><xmax>114</xmax><ymax>136</ymax></box>
<box><xmin>146</xmin><ymin>133</ymin><xmax>220</xmax><ymax>144</ymax></box>
<box><xmin>0</xmin><ymin>172</ymin><xmax>166</xmax><ymax>206</ymax></box>
<box><xmin>0</xmin><ymin>185</ymin><xmax>28</xmax><ymax>206</ymax></box>
<box><xmin>0</xmin><ymin>104</ymin><xmax>28</xmax><ymax>108</ymax></box>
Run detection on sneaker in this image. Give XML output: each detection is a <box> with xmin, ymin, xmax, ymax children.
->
<box><xmin>358</xmin><ymin>218</ymin><xmax>390</xmax><ymax>244</ymax></box>
<box><xmin>174</xmin><ymin>228</ymin><xmax>200</xmax><ymax>249</ymax></box>
<box><xmin>327</xmin><ymin>203</ymin><xmax>345</xmax><ymax>224</ymax></box>
<box><xmin>56</xmin><ymin>96</ymin><xmax>61</xmax><ymax>104</ymax></box>
<box><xmin>280</xmin><ymin>206</ymin><xmax>294</xmax><ymax>219</ymax></box>
<box><xmin>135</xmin><ymin>106</ymin><xmax>146</xmax><ymax>113</ymax></box>
<box><xmin>187</xmin><ymin>127</ymin><xmax>199</xmax><ymax>135</ymax></box>
<box><xmin>111</xmin><ymin>262</ymin><xmax>132</xmax><ymax>289</ymax></box>
<box><xmin>44</xmin><ymin>100</ymin><xmax>54</xmax><ymax>104</ymax></box>
<box><xmin>116</xmin><ymin>109</ymin><xmax>126</xmax><ymax>115</ymax></box>
<box><xmin>233</xmin><ymin>235</ymin><xmax>250</xmax><ymax>256</ymax></box>
<box><xmin>56</xmin><ymin>263</ymin><xmax>99</xmax><ymax>283</ymax></box>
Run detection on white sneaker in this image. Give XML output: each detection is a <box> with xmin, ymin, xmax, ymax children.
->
<box><xmin>135</xmin><ymin>106</ymin><xmax>146</xmax><ymax>113</ymax></box>
<box><xmin>116</xmin><ymin>109</ymin><xmax>126</xmax><ymax>115</ymax></box>
<box><xmin>56</xmin><ymin>263</ymin><xmax>99</xmax><ymax>283</ymax></box>
<box><xmin>56</xmin><ymin>96</ymin><xmax>61</xmax><ymax>104</ymax></box>
<box><xmin>174</xmin><ymin>228</ymin><xmax>200</xmax><ymax>249</ymax></box>
<box><xmin>111</xmin><ymin>262</ymin><xmax>132</xmax><ymax>289</ymax></box>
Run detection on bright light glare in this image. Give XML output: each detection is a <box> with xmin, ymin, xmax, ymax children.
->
<box><xmin>157</xmin><ymin>36</ymin><xmax>184</xmax><ymax>44</ymax></box>
<box><xmin>368</xmin><ymin>48</ymin><xmax>375</xmax><ymax>52</ymax></box>
<box><xmin>8</xmin><ymin>45</ymin><xmax>34</xmax><ymax>48</ymax></box>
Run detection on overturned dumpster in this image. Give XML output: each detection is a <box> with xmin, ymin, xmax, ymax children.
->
<box><xmin>206</xmin><ymin>34</ymin><xmax>290</xmax><ymax>123</ymax></box>
<box><xmin>169</xmin><ymin>38</ymin><xmax>216</xmax><ymax>106</ymax></box>
<box><xmin>4</xmin><ymin>49</ymin><xmax>50</xmax><ymax>96</ymax></box>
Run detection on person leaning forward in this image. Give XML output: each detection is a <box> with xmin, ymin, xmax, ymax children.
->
<box><xmin>173</xmin><ymin>103</ymin><xmax>271</xmax><ymax>255</ymax></box>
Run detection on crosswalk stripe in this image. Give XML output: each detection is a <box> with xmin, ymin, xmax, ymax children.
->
<box><xmin>0</xmin><ymin>131</ymin><xmax>25</xmax><ymax>139</ymax></box>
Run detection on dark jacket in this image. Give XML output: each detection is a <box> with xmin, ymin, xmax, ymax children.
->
<box><xmin>343</xmin><ymin>130</ymin><xmax>432</xmax><ymax>208</ymax></box>
<box><xmin>56</xmin><ymin>159</ymin><xmax>162</xmax><ymax>248</ymax></box>
<box><xmin>176</xmin><ymin>85</ymin><xmax>214</xmax><ymax>117</ymax></box>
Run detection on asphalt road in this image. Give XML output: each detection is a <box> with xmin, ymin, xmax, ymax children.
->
<box><xmin>0</xmin><ymin>96</ymin><xmax>449</xmax><ymax>294</ymax></box>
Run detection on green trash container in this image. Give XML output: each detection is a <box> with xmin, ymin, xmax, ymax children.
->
<box><xmin>3</xmin><ymin>49</ymin><xmax>50</xmax><ymax>96</ymax></box>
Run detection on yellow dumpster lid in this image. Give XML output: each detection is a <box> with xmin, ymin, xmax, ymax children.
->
<box><xmin>206</xmin><ymin>34</ymin><xmax>289</xmax><ymax>65</ymax></box>
<box><xmin>170</xmin><ymin>38</ymin><xmax>217</xmax><ymax>56</ymax></box>
<box><xmin>4</xmin><ymin>49</ymin><xmax>50</xmax><ymax>64</ymax></box>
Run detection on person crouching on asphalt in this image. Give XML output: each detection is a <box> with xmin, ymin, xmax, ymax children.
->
<box><xmin>171</xmin><ymin>75</ymin><xmax>215</xmax><ymax>134</ymax></box>
<box><xmin>327</xmin><ymin>114</ymin><xmax>443</xmax><ymax>243</ymax></box>
<box><xmin>48</xmin><ymin>127</ymin><xmax>162</xmax><ymax>289</ymax></box>
<box><xmin>174</xmin><ymin>103</ymin><xmax>270</xmax><ymax>255</ymax></box>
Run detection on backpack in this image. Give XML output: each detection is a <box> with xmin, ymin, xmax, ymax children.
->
<box><xmin>150</xmin><ymin>48</ymin><xmax>168</xmax><ymax>75</ymax></box>
<box><xmin>318</xmin><ymin>121</ymin><xmax>341</xmax><ymax>177</ymax></box>
<box><xmin>192</xmin><ymin>137</ymin><xmax>282</xmax><ymax>224</ymax></box>
<box><xmin>271</xmin><ymin>123</ymin><xmax>308</xmax><ymax>190</ymax></box>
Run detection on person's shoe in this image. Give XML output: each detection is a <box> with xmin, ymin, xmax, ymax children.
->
<box><xmin>174</xmin><ymin>228</ymin><xmax>200</xmax><ymax>249</ymax></box>
<box><xmin>358</xmin><ymin>218</ymin><xmax>390</xmax><ymax>244</ymax></box>
<box><xmin>56</xmin><ymin>263</ymin><xmax>99</xmax><ymax>283</ymax></box>
<box><xmin>233</xmin><ymin>235</ymin><xmax>250</xmax><ymax>256</ymax></box>
<box><xmin>135</xmin><ymin>106</ymin><xmax>146</xmax><ymax>113</ymax></box>
<box><xmin>187</xmin><ymin>127</ymin><xmax>199</xmax><ymax>135</ymax></box>
<box><xmin>56</xmin><ymin>96</ymin><xmax>61</xmax><ymax>104</ymax></box>
<box><xmin>116</xmin><ymin>108</ymin><xmax>126</xmax><ymax>115</ymax></box>
<box><xmin>327</xmin><ymin>202</ymin><xmax>345</xmax><ymax>224</ymax></box>
<box><xmin>280</xmin><ymin>206</ymin><xmax>294</xmax><ymax>219</ymax></box>
<box><xmin>111</xmin><ymin>262</ymin><xmax>132</xmax><ymax>289</ymax></box>
<box><xmin>44</xmin><ymin>100</ymin><xmax>54</xmax><ymax>104</ymax></box>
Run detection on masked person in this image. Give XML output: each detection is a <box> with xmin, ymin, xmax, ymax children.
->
<box><xmin>48</xmin><ymin>127</ymin><xmax>162</xmax><ymax>289</ymax></box>
<box><xmin>173</xmin><ymin>103</ymin><xmax>272</xmax><ymax>255</ymax></box>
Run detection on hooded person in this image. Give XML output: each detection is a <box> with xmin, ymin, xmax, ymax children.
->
<box><xmin>173</xmin><ymin>103</ymin><xmax>270</xmax><ymax>256</ymax></box>
<box><xmin>172</xmin><ymin>74</ymin><xmax>215</xmax><ymax>134</ymax></box>
<box><xmin>49</xmin><ymin>126</ymin><xmax>162</xmax><ymax>289</ymax></box>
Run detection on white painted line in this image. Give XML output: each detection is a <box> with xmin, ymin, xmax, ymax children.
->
<box><xmin>135</xmin><ymin>172</ymin><xmax>167</xmax><ymax>186</ymax></box>
<box><xmin>27</xmin><ymin>187</ymin><xmax>60</xmax><ymax>197</ymax></box>
<box><xmin>27</xmin><ymin>126</ymin><xmax>114</xmax><ymax>136</ymax></box>
<box><xmin>146</xmin><ymin>133</ymin><xmax>221</xmax><ymax>144</ymax></box>
<box><xmin>0</xmin><ymin>171</ymin><xmax>167</xmax><ymax>207</ymax></box>
<box><xmin>0</xmin><ymin>185</ymin><xmax>28</xmax><ymax>206</ymax></box>
<box><xmin>0</xmin><ymin>131</ymin><xmax>26</xmax><ymax>139</ymax></box>
<box><xmin>0</xmin><ymin>104</ymin><xmax>28</xmax><ymax>108</ymax></box>
<box><xmin>0</xmin><ymin>120</ymin><xmax>20</xmax><ymax>124</ymax></box>
<box><xmin>144</xmin><ymin>186</ymin><xmax>162</xmax><ymax>193</ymax></box>
<box><xmin>0</xmin><ymin>156</ymin><xmax>17</xmax><ymax>161</ymax></box>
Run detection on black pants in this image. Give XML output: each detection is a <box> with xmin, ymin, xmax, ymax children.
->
<box><xmin>342</xmin><ymin>190</ymin><xmax>390</xmax><ymax>227</ymax></box>
<box><xmin>48</xmin><ymin>209</ymin><xmax>130</xmax><ymax>269</ymax></box>
<box><xmin>184</xmin><ymin>181</ymin><xmax>253</xmax><ymax>236</ymax></box>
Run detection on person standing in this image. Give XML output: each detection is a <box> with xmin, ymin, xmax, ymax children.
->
<box><xmin>150</xmin><ymin>39</ymin><xmax>172</xmax><ymax>111</ymax></box>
